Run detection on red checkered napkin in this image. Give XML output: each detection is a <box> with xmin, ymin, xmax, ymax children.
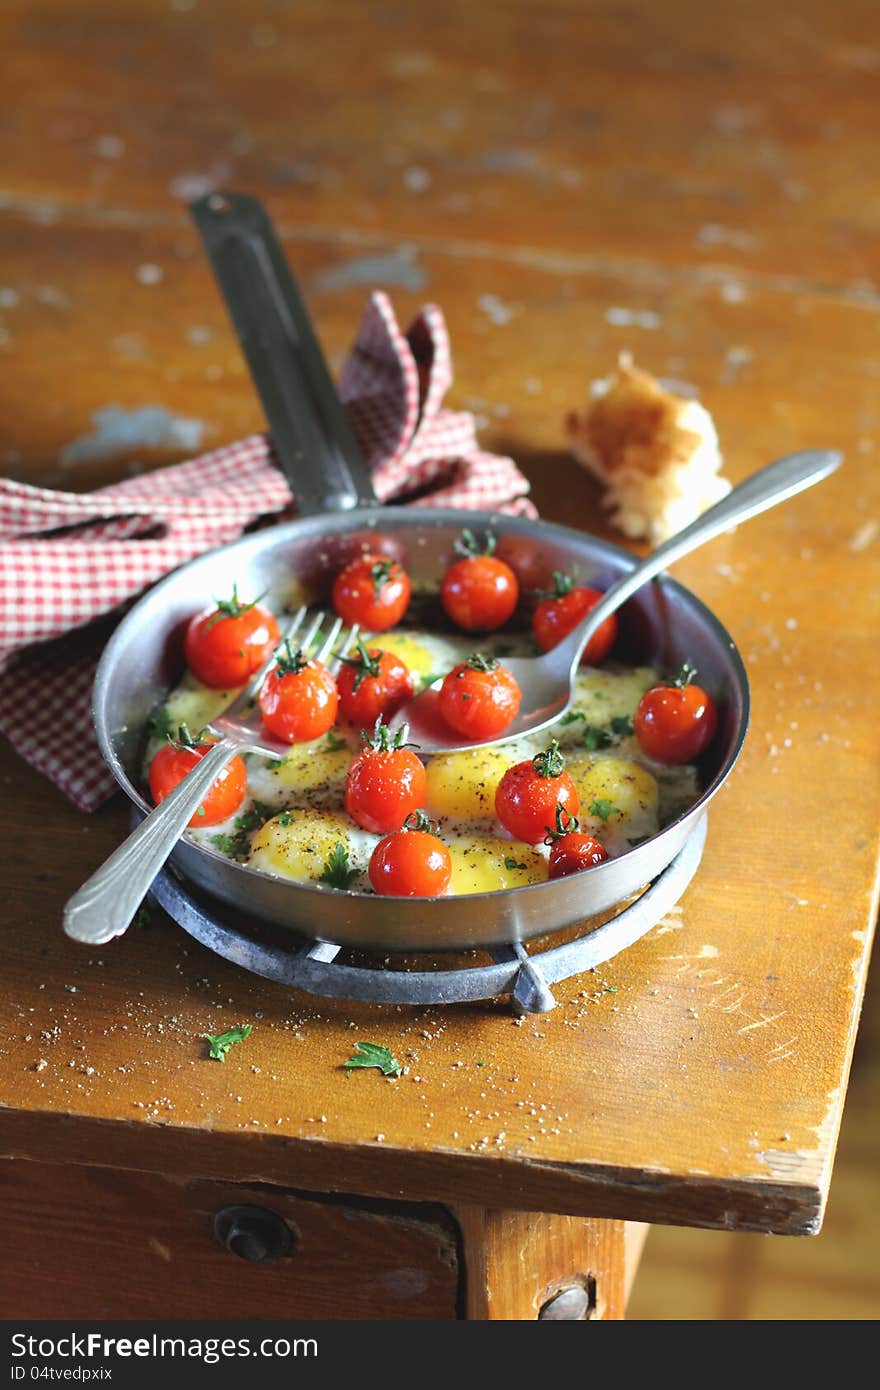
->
<box><xmin>0</xmin><ymin>292</ymin><xmax>534</xmax><ymax>810</ymax></box>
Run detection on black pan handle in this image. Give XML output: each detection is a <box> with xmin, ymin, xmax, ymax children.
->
<box><xmin>189</xmin><ymin>191</ymin><xmax>377</xmax><ymax>516</ymax></box>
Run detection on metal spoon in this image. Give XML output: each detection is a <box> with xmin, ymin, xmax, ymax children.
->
<box><xmin>389</xmin><ymin>449</ymin><xmax>842</xmax><ymax>754</ymax></box>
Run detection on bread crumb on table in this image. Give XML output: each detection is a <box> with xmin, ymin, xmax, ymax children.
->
<box><xmin>566</xmin><ymin>352</ymin><xmax>732</xmax><ymax>545</ymax></box>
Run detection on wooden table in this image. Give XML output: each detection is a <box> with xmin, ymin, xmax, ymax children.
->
<box><xmin>1</xmin><ymin>0</ymin><xmax>878</xmax><ymax>1320</ymax></box>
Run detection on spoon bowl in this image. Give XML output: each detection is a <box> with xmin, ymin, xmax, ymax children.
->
<box><xmin>389</xmin><ymin>449</ymin><xmax>842</xmax><ymax>755</ymax></box>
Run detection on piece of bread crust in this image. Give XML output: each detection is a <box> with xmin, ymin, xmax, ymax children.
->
<box><xmin>566</xmin><ymin>352</ymin><xmax>731</xmax><ymax>544</ymax></box>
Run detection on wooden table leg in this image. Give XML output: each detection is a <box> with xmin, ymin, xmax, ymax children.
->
<box><xmin>455</xmin><ymin>1207</ymin><xmax>650</xmax><ymax>1320</ymax></box>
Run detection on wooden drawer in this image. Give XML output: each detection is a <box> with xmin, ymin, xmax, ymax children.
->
<box><xmin>0</xmin><ymin>1157</ymin><xmax>461</xmax><ymax>1319</ymax></box>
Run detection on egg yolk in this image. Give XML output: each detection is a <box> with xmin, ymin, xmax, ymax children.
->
<box><xmin>249</xmin><ymin>809</ymin><xmax>358</xmax><ymax>881</ymax></box>
<box><xmin>447</xmin><ymin>836</ymin><xmax>545</xmax><ymax>894</ymax></box>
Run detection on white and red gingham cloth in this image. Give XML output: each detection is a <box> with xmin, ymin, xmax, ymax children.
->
<box><xmin>0</xmin><ymin>292</ymin><xmax>534</xmax><ymax>810</ymax></box>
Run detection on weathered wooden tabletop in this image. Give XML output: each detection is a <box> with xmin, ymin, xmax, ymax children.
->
<box><xmin>1</xmin><ymin>0</ymin><xmax>878</xmax><ymax>1237</ymax></box>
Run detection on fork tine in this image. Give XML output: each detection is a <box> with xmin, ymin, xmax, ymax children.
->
<box><xmin>280</xmin><ymin>604</ymin><xmax>308</xmax><ymax>644</ymax></box>
<box><xmin>325</xmin><ymin>622</ymin><xmax>360</xmax><ymax>674</ymax></box>
<box><xmin>313</xmin><ymin>615</ymin><xmax>343</xmax><ymax>666</ymax></box>
<box><xmin>299</xmin><ymin>608</ymin><xmax>326</xmax><ymax>655</ymax></box>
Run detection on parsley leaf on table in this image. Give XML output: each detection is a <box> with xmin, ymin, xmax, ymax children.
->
<box><xmin>343</xmin><ymin>1042</ymin><xmax>402</xmax><ymax>1077</ymax></box>
<box><xmin>204</xmin><ymin>1024</ymin><xmax>252</xmax><ymax>1062</ymax></box>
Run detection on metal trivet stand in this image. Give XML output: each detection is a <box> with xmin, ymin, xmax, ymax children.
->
<box><xmin>149</xmin><ymin>817</ymin><xmax>706</xmax><ymax>1015</ymax></box>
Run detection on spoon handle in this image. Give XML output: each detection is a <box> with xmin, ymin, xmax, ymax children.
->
<box><xmin>554</xmin><ymin>448</ymin><xmax>843</xmax><ymax>673</ymax></box>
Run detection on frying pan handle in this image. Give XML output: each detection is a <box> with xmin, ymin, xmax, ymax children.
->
<box><xmin>189</xmin><ymin>192</ymin><xmax>377</xmax><ymax>516</ymax></box>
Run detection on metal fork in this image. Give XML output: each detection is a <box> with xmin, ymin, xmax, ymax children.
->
<box><xmin>63</xmin><ymin>608</ymin><xmax>359</xmax><ymax>946</ymax></box>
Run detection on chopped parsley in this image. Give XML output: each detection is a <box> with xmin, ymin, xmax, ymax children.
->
<box><xmin>146</xmin><ymin>706</ymin><xmax>174</xmax><ymax>740</ymax></box>
<box><xmin>559</xmin><ymin>710</ymin><xmax>587</xmax><ymax>725</ymax></box>
<box><xmin>319</xmin><ymin>842</ymin><xmax>359</xmax><ymax>890</ymax></box>
<box><xmin>589</xmin><ymin>798</ymin><xmax>620</xmax><ymax>822</ymax></box>
<box><xmin>133</xmin><ymin>904</ymin><xmax>151</xmax><ymax>930</ymax></box>
<box><xmin>324</xmin><ymin>730</ymin><xmax>348</xmax><ymax>751</ymax></box>
<box><xmin>210</xmin><ymin>801</ymin><xmax>279</xmax><ymax>859</ymax></box>
<box><xmin>204</xmin><ymin>1024</ymin><xmax>252</xmax><ymax>1062</ymax></box>
<box><xmin>343</xmin><ymin>1041</ymin><xmax>402</xmax><ymax>1077</ymax></box>
<box><xmin>265</xmin><ymin>756</ymin><xmax>288</xmax><ymax>771</ymax></box>
<box><xmin>582</xmin><ymin>725</ymin><xmax>613</xmax><ymax>751</ymax></box>
<box><xmin>504</xmin><ymin>856</ymin><xmax>527</xmax><ymax>871</ymax></box>
<box><xmin>210</xmin><ymin>832</ymin><xmax>247</xmax><ymax>859</ymax></box>
<box><xmin>610</xmin><ymin>715</ymin><xmax>634</xmax><ymax>737</ymax></box>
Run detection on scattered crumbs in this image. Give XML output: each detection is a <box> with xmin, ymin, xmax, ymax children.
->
<box><xmin>720</xmin><ymin>281</ymin><xmax>747</xmax><ymax>304</ymax></box>
<box><xmin>135</xmin><ymin>264</ymin><xmax>164</xmax><ymax>286</ymax></box>
<box><xmin>0</xmin><ymin>288</ymin><xmax>19</xmax><ymax>308</ymax></box>
<box><xmin>849</xmin><ymin>520</ymin><xmax>878</xmax><ymax>552</ymax></box>
<box><xmin>784</xmin><ymin>617</ymin><xmax>798</xmax><ymax>630</ymax></box>
<box><xmin>93</xmin><ymin>134</ymin><xmax>125</xmax><ymax>159</ymax></box>
<box><xmin>186</xmin><ymin>325</ymin><xmax>214</xmax><ymax>347</ymax></box>
<box><xmin>604</xmin><ymin>306</ymin><xmax>661</xmax><ymax>329</ymax></box>
<box><xmin>476</xmin><ymin>293</ymin><xmax>518</xmax><ymax>325</ymax></box>
<box><xmin>403</xmin><ymin>166</ymin><xmax>432</xmax><ymax>192</ymax></box>
<box><xmin>64</xmin><ymin>984</ymin><xmax>78</xmax><ymax>993</ymax></box>
<box><xmin>34</xmin><ymin>1059</ymin><xmax>47</xmax><ymax>1072</ymax></box>
<box><xmin>696</xmin><ymin>223</ymin><xmax>757</xmax><ymax>251</ymax></box>
<box><xmin>376</xmin><ymin>1133</ymin><xmax>385</xmax><ymax>1143</ymax></box>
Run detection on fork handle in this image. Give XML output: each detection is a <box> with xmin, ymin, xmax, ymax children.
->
<box><xmin>63</xmin><ymin>740</ymin><xmax>237</xmax><ymax>945</ymax></box>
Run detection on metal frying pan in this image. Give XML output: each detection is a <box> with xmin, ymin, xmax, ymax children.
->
<box><xmin>90</xmin><ymin>192</ymin><xmax>750</xmax><ymax>952</ymax></box>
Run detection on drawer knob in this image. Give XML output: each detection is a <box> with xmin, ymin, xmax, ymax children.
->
<box><xmin>213</xmin><ymin>1204</ymin><xmax>294</xmax><ymax>1262</ymax></box>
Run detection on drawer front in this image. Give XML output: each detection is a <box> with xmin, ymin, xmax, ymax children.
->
<box><xmin>0</xmin><ymin>1158</ymin><xmax>460</xmax><ymax>1320</ymax></box>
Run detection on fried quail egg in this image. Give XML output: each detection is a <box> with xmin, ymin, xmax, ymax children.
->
<box><xmin>565</xmin><ymin>754</ymin><xmax>659</xmax><ymax>854</ymax></box>
<box><xmin>446</xmin><ymin>835</ymin><xmax>546</xmax><ymax>894</ymax></box>
<box><xmin>248</xmin><ymin>808</ymin><xmax>374</xmax><ymax>886</ymax></box>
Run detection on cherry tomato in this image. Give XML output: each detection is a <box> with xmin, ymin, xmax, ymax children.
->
<box><xmin>532</xmin><ymin>573</ymin><xmax>617</xmax><ymax>666</ymax></box>
<box><xmin>440</xmin><ymin>529</ymin><xmax>519</xmax><ymax>632</ymax></box>
<box><xmin>368</xmin><ymin>811</ymin><xmax>452</xmax><ymax>897</ymax></box>
<box><xmin>184</xmin><ymin>587</ymin><xmax>280</xmax><ymax>690</ymax></box>
<box><xmin>494</xmin><ymin>741</ymin><xmax>579</xmax><ymax>845</ymax></box>
<box><xmin>344</xmin><ymin>720</ymin><xmax>427</xmax><ymax>833</ymax></box>
<box><xmin>258</xmin><ymin>641</ymin><xmax>339</xmax><ymax>743</ymax></box>
<box><xmin>332</xmin><ymin>554</ymin><xmax>411</xmax><ymax>631</ymax></box>
<box><xmin>438</xmin><ymin>654</ymin><xmax>522</xmax><ymax>739</ymax></box>
<box><xmin>148</xmin><ymin>728</ymin><xmax>247</xmax><ymax>827</ymax></box>
<box><xmin>336</xmin><ymin>638</ymin><xmax>414</xmax><ymax>728</ymax></box>
<box><xmin>544</xmin><ymin>804</ymin><xmax>609</xmax><ymax>880</ymax></box>
<box><xmin>634</xmin><ymin>664</ymin><xmax>718</xmax><ymax>764</ymax></box>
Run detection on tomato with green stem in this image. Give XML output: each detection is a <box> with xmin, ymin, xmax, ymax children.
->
<box><xmin>336</xmin><ymin>637</ymin><xmax>414</xmax><ymax>728</ymax></box>
<box><xmin>332</xmin><ymin>554</ymin><xmax>411</xmax><ymax>631</ymax></box>
<box><xmin>440</xmin><ymin>529</ymin><xmax>519</xmax><ymax>632</ymax></box>
<box><xmin>438</xmin><ymin>653</ymin><xmax>521</xmax><ymax>739</ymax></box>
<box><xmin>368</xmin><ymin>810</ymin><xmax>452</xmax><ymax>897</ymax></box>
<box><xmin>344</xmin><ymin>719</ymin><xmax>427</xmax><ymax>834</ymax></box>
<box><xmin>532</xmin><ymin>572</ymin><xmax>617</xmax><ymax>666</ymax></box>
<box><xmin>634</xmin><ymin>663</ymin><xmax>717</xmax><ymax>764</ymax></box>
<box><xmin>494</xmin><ymin>740</ymin><xmax>579</xmax><ymax>845</ymax></box>
<box><xmin>544</xmin><ymin>804</ymin><xmax>609</xmax><ymax>879</ymax></box>
<box><xmin>149</xmin><ymin>725</ymin><xmax>247</xmax><ymax>827</ymax></box>
<box><xmin>184</xmin><ymin>585</ymin><xmax>280</xmax><ymax>689</ymax></box>
<box><xmin>258</xmin><ymin>640</ymin><xmax>339</xmax><ymax>743</ymax></box>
